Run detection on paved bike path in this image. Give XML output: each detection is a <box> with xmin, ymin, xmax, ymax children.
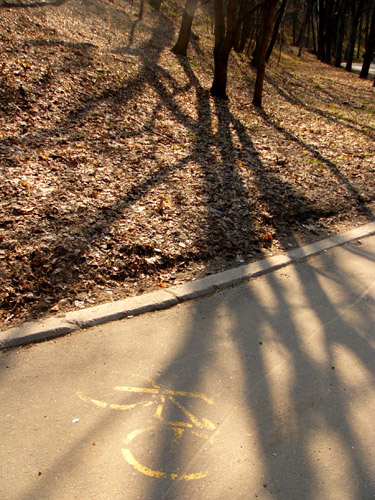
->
<box><xmin>1</xmin><ymin>232</ymin><xmax>375</xmax><ymax>500</ymax></box>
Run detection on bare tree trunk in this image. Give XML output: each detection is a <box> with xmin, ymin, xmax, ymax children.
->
<box><xmin>346</xmin><ymin>0</ymin><xmax>364</xmax><ymax>71</ymax></box>
<box><xmin>323</xmin><ymin>0</ymin><xmax>336</xmax><ymax>64</ymax></box>
<box><xmin>298</xmin><ymin>0</ymin><xmax>313</xmax><ymax>57</ymax></box>
<box><xmin>292</xmin><ymin>0</ymin><xmax>302</xmax><ymax>45</ymax></box>
<box><xmin>357</xmin><ymin>12</ymin><xmax>363</xmax><ymax>59</ymax></box>
<box><xmin>334</xmin><ymin>2</ymin><xmax>347</xmax><ymax>67</ymax></box>
<box><xmin>172</xmin><ymin>0</ymin><xmax>198</xmax><ymax>56</ymax></box>
<box><xmin>317</xmin><ymin>0</ymin><xmax>326</xmax><ymax>61</ymax></box>
<box><xmin>210</xmin><ymin>0</ymin><xmax>243</xmax><ymax>98</ymax></box>
<box><xmin>138</xmin><ymin>0</ymin><xmax>144</xmax><ymax>19</ymax></box>
<box><xmin>252</xmin><ymin>0</ymin><xmax>278</xmax><ymax>107</ymax></box>
<box><xmin>360</xmin><ymin>1</ymin><xmax>375</xmax><ymax>78</ymax></box>
<box><xmin>237</xmin><ymin>15</ymin><xmax>253</xmax><ymax>53</ymax></box>
<box><xmin>266</xmin><ymin>0</ymin><xmax>288</xmax><ymax>61</ymax></box>
<box><xmin>251</xmin><ymin>11</ymin><xmax>266</xmax><ymax>67</ymax></box>
<box><xmin>311</xmin><ymin>9</ymin><xmax>317</xmax><ymax>54</ymax></box>
<box><xmin>211</xmin><ymin>44</ymin><xmax>231</xmax><ymax>98</ymax></box>
<box><xmin>149</xmin><ymin>0</ymin><xmax>162</xmax><ymax>10</ymax></box>
<box><xmin>234</xmin><ymin>0</ymin><xmax>253</xmax><ymax>52</ymax></box>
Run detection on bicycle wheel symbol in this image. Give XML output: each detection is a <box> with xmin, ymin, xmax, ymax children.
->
<box><xmin>77</xmin><ymin>377</ymin><xmax>217</xmax><ymax>480</ymax></box>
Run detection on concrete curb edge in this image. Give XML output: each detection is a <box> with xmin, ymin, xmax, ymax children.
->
<box><xmin>2</xmin><ymin>222</ymin><xmax>375</xmax><ymax>349</ymax></box>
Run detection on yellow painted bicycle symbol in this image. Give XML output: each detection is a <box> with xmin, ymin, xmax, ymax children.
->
<box><xmin>77</xmin><ymin>378</ymin><xmax>217</xmax><ymax>481</ymax></box>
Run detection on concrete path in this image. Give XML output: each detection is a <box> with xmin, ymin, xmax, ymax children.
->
<box><xmin>1</xmin><ymin>230</ymin><xmax>375</xmax><ymax>500</ymax></box>
<box><xmin>341</xmin><ymin>61</ymin><xmax>375</xmax><ymax>75</ymax></box>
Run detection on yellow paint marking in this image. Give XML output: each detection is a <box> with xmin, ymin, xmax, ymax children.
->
<box><xmin>191</xmin><ymin>429</ymin><xmax>216</xmax><ymax>444</ymax></box>
<box><xmin>123</xmin><ymin>426</ymin><xmax>154</xmax><ymax>445</ymax></box>
<box><xmin>164</xmin><ymin>390</ymin><xmax>213</xmax><ymax>404</ymax></box>
<box><xmin>168</xmin><ymin>421</ymin><xmax>193</xmax><ymax>428</ymax></box>
<box><xmin>122</xmin><ymin>448</ymin><xmax>207</xmax><ymax>481</ymax></box>
<box><xmin>171</xmin><ymin>426</ymin><xmax>184</xmax><ymax>444</ymax></box>
<box><xmin>169</xmin><ymin>396</ymin><xmax>216</xmax><ymax>431</ymax></box>
<box><xmin>77</xmin><ymin>392</ymin><xmax>155</xmax><ymax>411</ymax></box>
<box><xmin>122</xmin><ymin>448</ymin><xmax>167</xmax><ymax>479</ymax></box>
<box><xmin>155</xmin><ymin>394</ymin><xmax>165</xmax><ymax>420</ymax></box>
<box><xmin>109</xmin><ymin>401</ymin><xmax>153</xmax><ymax>411</ymax></box>
<box><xmin>78</xmin><ymin>382</ymin><xmax>216</xmax><ymax>482</ymax></box>
<box><xmin>148</xmin><ymin>378</ymin><xmax>160</xmax><ymax>389</ymax></box>
<box><xmin>179</xmin><ymin>471</ymin><xmax>208</xmax><ymax>481</ymax></box>
<box><xmin>77</xmin><ymin>392</ymin><xmax>108</xmax><ymax>408</ymax></box>
<box><xmin>115</xmin><ymin>386</ymin><xmax>159</xmax><ymax>394</ymax></box>
<box><xmin>122</xmin><ymin>425</ymin><xmax>208</xmax><ymax>480</ymax></box>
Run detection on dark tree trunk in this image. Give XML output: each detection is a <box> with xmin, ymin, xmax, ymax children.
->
<box><xmin>137</xmin><ymin>0</ymin><xmax>144</xmax><ymax>19</ymax></box>
<box><xmin>324</xmin><ymin>0</ymin><xmax>337</xmax><ymax>64</ymax></box>
<box><xmin>251</xmin><ymin>14</ymin><xmax>265</xmax><ymax>67</ymax></box>
<box><xmin>266</xmin><ymin>0</ymin><xmax>288</xmax><ymax>61</ymax></box>
<box><xmin>252</xmin><ymin>0</ymin><xmax>278</xmax><ymax>107</ymax></box>
<box><xmin>346</xmin><ymin>0</ymin><xmax>364</xmax><ymax>71</ymax></box>
<box><xmin>298</xmin><ymin>0</ymin><xmax>313</xmax><ymax>57</ymax></box>
<box><xmin>210</xmin><ymin>0</ymin><xmax>238</xmax><ymax>98</ymax></box>
<box><xmin>149</xmin><ymin>0</ymin><xmax>162</xmax><ymax>10</ymax></box>
<box><xmin>360</xmin><ymin>1</ymin><xmax>375</xmax><ymax>78</ymax></box>
<box><xmin>211</xmin><ymin>43</ymin><xmax>231</xmax><ymax>98</ymax></box>
<box><xmin>334</xmin><ymin>4</ymin><xmax>347</xmax><ymax>67</ymax></box>
<box><xmin>234</xmin><ymin>0</ymin><xmax>252</xmax><ymax>52</ymax></box>
<box><xmin>317</xmin><ymin>0</ymin><xmax>326</xmax><ymax>61</ymax></box>
<box><xmin>357</xmin><ymin>12</ymin><xmax>363</xmax><ymax>59</ymax></box>
<box><xmin>292</xmin><ymin>0</ymin><xmax>302</xmax><ymax>45</ymax></box>
<box><xmin>172</xmin><ymin>0</ymin><xmax>198</xmax><ymax>56</ymax></box>
<box><xmin>237</xmin><ymin>15</ymin><xmax>253</xmax><ymax>53</ymax></box>
<box><xmin>211</xmin><ymin>0</ymin><xmax>268</xmax><ymax>98</ymax></box>
<box><xmin>311</xmin><ymin>10</ymin><xmax>317</xmax><ymax>53</ymax></box>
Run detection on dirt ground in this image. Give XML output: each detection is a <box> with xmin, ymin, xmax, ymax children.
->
<box><xmin>1</xmin><ymin>0</ymin><xmax>374</xmax><ymax>329</ymax></box>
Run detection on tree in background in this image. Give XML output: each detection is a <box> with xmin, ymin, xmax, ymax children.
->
<box><xmin>210</xmin><ymin>0</ymin><xmax>278</xmax><ymax>103</ymax></box>
<box><xmin>170</xmin><ymin>0</ymin><xmax>374</xmax><ymax>107</ymax></box>
<box><xmin>266</xmin><ymin>0</ymin><xmax>288</xmax><ymax>60</ymax></box>
<box><xmin>252</xmin><ymin>0</ymin><xmax>279</xmax><ymax>106</ymax></box>
<box><xmin>149</xmin><ymin>0</ymin><xmax>162</xmax><ymax>10</ymax></box>
<box><xmin>360</xmin><ymin>0</ymin><xmax>375</xmax><ymax>78</ymax></box>
<box><xmin>172</xmin><ymin>0</ymin><xmax>199</xmax><ymax>55</ymax></box>
<box><xmin>345</xmin><ymin>0</ymin><xmax>365</xmax><ymax>71</ymax></box>
<box><xmin>210</xmin><ymin>0</ymin><xmax>239</xmax><ymax>98</ymax></box>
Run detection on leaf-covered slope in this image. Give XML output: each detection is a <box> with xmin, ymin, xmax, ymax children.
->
<box><xmin>1</xmin><ymin>0</ymin><xmax>374</xmax><ymax>327</ymax></box>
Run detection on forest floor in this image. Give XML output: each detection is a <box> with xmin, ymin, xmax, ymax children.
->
<box><xmin>1</xmin><ymin>0</ymin><xmax>375</xmax><ymax>329</ymax></box>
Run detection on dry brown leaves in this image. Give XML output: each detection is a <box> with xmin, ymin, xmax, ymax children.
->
<box><xmin>1</xmin><ymin>0</ymin><xmax>374</xmax><ymax>328</ymax></box>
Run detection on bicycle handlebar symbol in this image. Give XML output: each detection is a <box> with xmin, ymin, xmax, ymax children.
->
<box><xmin>77</xmin><ymin>378</ymin><xmax>217</xmax><ymax>481</ymax></box>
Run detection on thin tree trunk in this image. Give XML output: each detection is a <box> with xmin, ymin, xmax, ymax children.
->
<box><xmin>346</xmin><ymin>0</ymin><xmax>364</xmax><ymax>71</ymax></box>
<box><xmin>138</xmin><ymin>0</ymin><xmax>144</xmax><ymax>19</ymax></box>
<box><xmin>360</xmin><ymin>1</ymin><xmax>375</xmax><ymax>78</ymax></box>
<box><xmin>357</xmin><ymin>13</ymin><xmax>363</xmax><ymax>59</ymax></box>
<box><xmin>251</xmin><ymin>10</ymin><xmax>264</xmax><ymax>67</ymax></box>
<box><xmin>266</xmin><ymin>0</ymin><xmax>288</xmax><ymax>61</ymax></box>
<box><xmin>292</xmin><ymin>0</ymin><xmax>301</xmax><ymax>45</ymax></box>
<box><xmin>311</xmin><ymin>10</ymin><xmax>317</xmax><ymax>53</ymax></box>
<box><xmin>317</xmin><ymin>0</ymin><xmax>326</xmax><ymax>61</ymax></box>
<box><xmin>252</xmin><ymin>0</ymin><xmax>278</xmax><ymax>107</ymax></box>
<box><xmin>172</xmin><ymin>0</ymin><xmax>198</xmax><ymax>56</ymax></box>
<box><xmin>210</xmin><ymin>0</ymin><xmax>238</xmax><ymax>98</ymax></box>
<box><xmin>334</xmin><ymin>12</ymin><xmax>346</xmax><ymax>66</ymax></box>
<box><xmin>298</xmin><ymin>0</ymin><xmax>312</xmax><ymax>57</ymax></box>
<box><xmin>234</xmin><ymin>0</ymin><xmax>252</xmax><ymax>52</ymax></box>
<box><xmin>211</xmin><ymin>44</ymin><xmax>231</xmax><ymax>98</ymax></box>
<box><xmin>149</xmin><ymin>0</ymin><xmax>162</xmax><ymax>11</ymax></box>
<box><xmin>237</xmin><ymin>15</ymin><xmax>253</xmax><ymax>53</ymax></box>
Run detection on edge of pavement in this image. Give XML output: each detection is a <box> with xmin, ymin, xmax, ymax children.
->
<box><xmin>1</xmin><ymin>222</ymin><xmax>375</xmax><ymax>350</ymax></box>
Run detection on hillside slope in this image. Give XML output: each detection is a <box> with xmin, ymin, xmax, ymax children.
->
<box><xmin>1</xmin><ymin>0</ymin><xmax>375</xmax><ymax>327</ymax></box>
